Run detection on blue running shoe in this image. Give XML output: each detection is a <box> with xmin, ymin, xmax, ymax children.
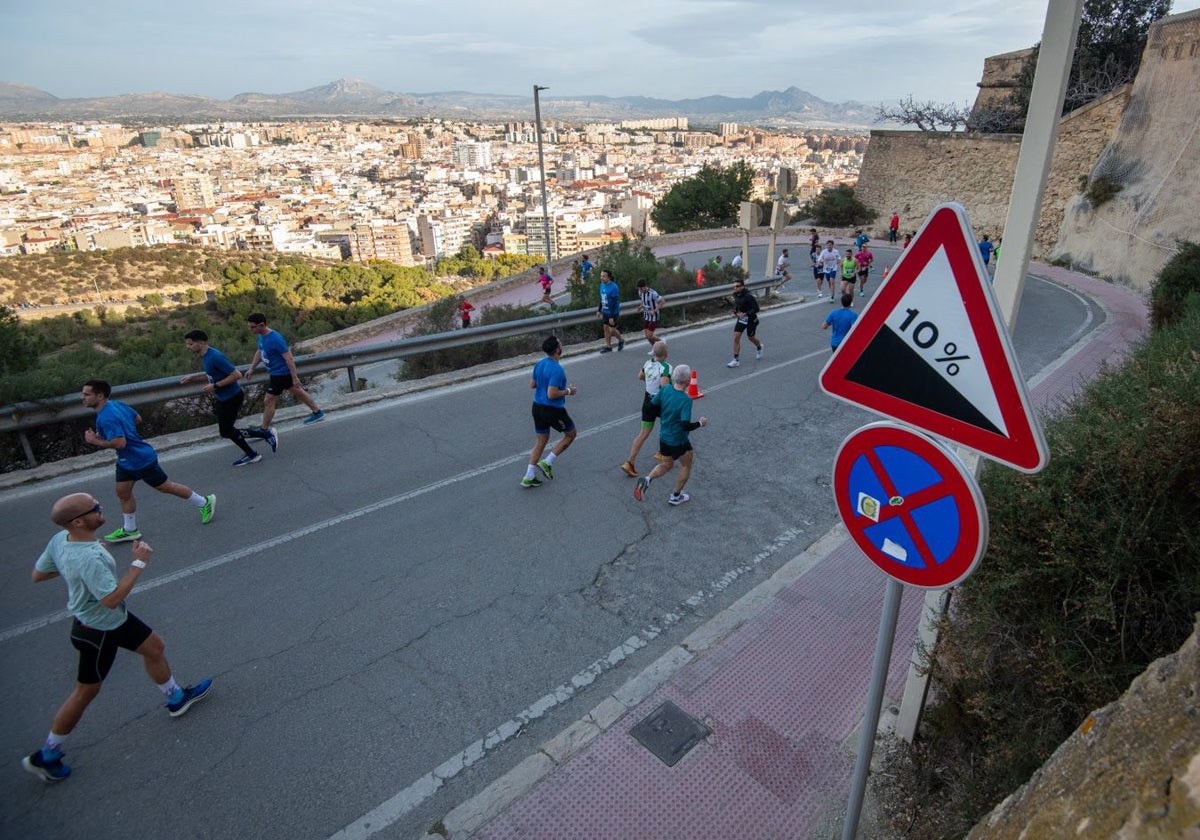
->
<box><xmin>266</xmin><ymin>426</ymin><xmax>278</xmax><ymax>453</ymax></box>
<box><xmin>302</xmin><ymin>410</ymin><xmax>326</xmax><ymax>425</ymax></box>
<box><xmin>23</xmin><ymin>747</ymin><xmax>70</xmax><ymax>782</ymax></box>
<box><xmin>232</xmin><ymin>453</ymin><xmax>261</xmax><ymax>467</ymax></box>
<box><xmin>166</xmin><ymin>679</ymin><xmax>213</xmax><ymax>717</ymax></box>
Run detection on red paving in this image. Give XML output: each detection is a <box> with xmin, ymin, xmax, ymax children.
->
<box><xmin>452</xmin><ymin>264</ymin><xmax>1148</xmax><ymax>840</ymax></box>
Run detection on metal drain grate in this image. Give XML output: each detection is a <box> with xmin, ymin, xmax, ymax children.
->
<box><xmin>629</xmin><ymin>700</ymin><xmax>711</xmax><ymax>766</ymax></box>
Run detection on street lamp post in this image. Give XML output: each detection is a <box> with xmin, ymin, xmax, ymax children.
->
<box><xmin>533</xmin><ymin>85</ymin><xmax>552</xmax><ymax>266</ymax></box>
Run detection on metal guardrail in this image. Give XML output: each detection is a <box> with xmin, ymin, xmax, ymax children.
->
<box><xmin>2</xmin><ymin>277</ymin><xmax>781</xmax><ymax>465</ymax></box>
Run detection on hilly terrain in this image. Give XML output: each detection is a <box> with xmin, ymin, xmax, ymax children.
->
<box><xmin>0</xmin><ymin>78</ymin><xmax>874</xmax><ymax>128</ymax></box>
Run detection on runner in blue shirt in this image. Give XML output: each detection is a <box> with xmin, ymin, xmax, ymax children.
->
<box><xmin>81</xmin><ymin>379</ymin><xmax>216</xmax><ymax>543</ymax></box>
<box><xmin>522</xmin><ymin>336</ymin><xmax>578</xmax><ymax>487</ymax></box>
<box><xmin>244</xmin><ymin>312</ymin><xmax>325</xmax><ymax>433</ymax></box>
<box><xmin>823</xmin><ymin>293</ymin><xmax>859</xmax><ymax>352</ymax></box>
<box><xmin>596</xmin><ymin>269</ymin><xmax>625</xmax><ymax>353</ymax></box>
<box><xmin>181</xmin><ymin>330</ymin><xmax>265</xmax><ymax>466</ymax></box>
<box><xmin>978</xmin><ymin>234</ymin><xmax>995</xmax><ymax>266</ymax></box>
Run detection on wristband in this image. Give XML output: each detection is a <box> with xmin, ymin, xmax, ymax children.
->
<box><xmin>131</xmin><ymin>560</ymin><xmax>147</xmax><ymax>569</ymax></box>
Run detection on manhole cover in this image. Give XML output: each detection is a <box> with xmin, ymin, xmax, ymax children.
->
<box><xmin>629</xmin><ymin>700</ymin><xmax>711</xmax><ymax>766</ymax></box>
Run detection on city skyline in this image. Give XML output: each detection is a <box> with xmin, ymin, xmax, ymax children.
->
<box><xmin>8</xmin><ymin>1</ymin><xmax>1197</xmax><ymax>110</ymax></box>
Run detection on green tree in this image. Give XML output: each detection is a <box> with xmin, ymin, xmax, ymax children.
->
<box><xmin>0</xmin><ymin>306</ymin><xmax>40</xmax><ymax>375</ymax></box>
<box><xmin>800</xmin><ymin>185</ymin><xmax>877</xmax><ymax>227</ymax></box>
<box><xmin>650</xmin><ymin>161</ymin><xmax>754</xmax><ymax>233</ymax></box>
<box><xmin>1008</xmin><ymin>0</ymin><xmax>1170</xmax><ymax>124</ymax></box>
<box><xmin>1150</xmin><ymin>241</ymin><xmax>1200</xmax><ymax>331</ymax></box>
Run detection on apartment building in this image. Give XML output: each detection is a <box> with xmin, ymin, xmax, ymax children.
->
<box><xmin>348</xmin><ymin>221</ymin><xmax>418</xmax><ymax>265</ymax></box>
<box><xmin>172</xmin><ymin>174</ymin><xmax>215</xmax><ymax>212</ymax></box>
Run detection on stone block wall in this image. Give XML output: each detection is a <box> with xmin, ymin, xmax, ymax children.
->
<box><xmin>857</xmin><ymin>80</ymin><xmax>1127</xmax><ymax>259</ymax></box>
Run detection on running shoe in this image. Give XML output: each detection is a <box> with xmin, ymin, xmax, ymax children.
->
<box><xmin>599</xmin><ymin>347</ymin><xmax>613</xmax><ymax>354</ymax></box>
<box><xmin>755</xmin><ymin>344</ymin><xmax>764</xmax><ymax>360</ymax></box>
<box><xmin>266</xmin><ymin>426</ymin><xmax>278</xmax><ymax>453</ymax></box>
<box><xmin>536</xmin><ymin>459</ymin><xmax>553</xmax><ymax>480</ymax></box>
<box><xmin>232</xmin><ymin>453</ymin><xmax>262</xmax><ymax>467</ymax></box>
<box><xmin>669</xmin><ymin>492</ymin><xmax>690</xmax><ymax>506</ymax></box>
<box><xmin>199</xmin><ymin>494</ymin><xmax>216</xmax><ymax>525</ymax></box>
<box><xmin>647</xmin><ymin>348</ymin><xmax>656</xmax><ymax>356</ymax></box>
<box><xmin>104</xmin><ymin>527</ymin><xmax>141</xmax><ymax>543</ymax></box>
<box><xmin>302</xmin><ymin>410</ymin><xmax>326</xmax><ymax>425</ymax></box>
<box><xmin>633</xmin><ymin>476</ymin><xmax>649</xmax><ymax>501</ymax></box>
<box><xmin>166</xmin><ymin>679</ymin><xmax>213</xmax><ymax>717</ymax></box>
<box><xmin>621</xmin><ymin>461</ymin><xmax>639</xmax><ymax>478</ymax></box>
<box><xmin>726</xmin><ymin>358</ymin><xmax>740</xmax><ymax>368</ymax></box>
<box><xmin>617</xmin><ymin>339</ymin><xmax>625</xmax><ymax>351</ymax></box>
<box><xmin>22</xmin><ymin>747</ymin><xmax>70</xmax><ymax>782</ymax></box>
<box><xmin>520</xmin><ymin>476</ymin><xmax>543</xmax><ymax>488</ymax></box>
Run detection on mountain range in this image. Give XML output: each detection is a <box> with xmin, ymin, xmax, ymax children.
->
<box><xmin>0</xmin><ymin>78</ymin><xmax>875</xmax><ymax>128</ymax></box>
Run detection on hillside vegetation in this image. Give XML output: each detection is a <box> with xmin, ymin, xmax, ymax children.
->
<box><xmin>878</xmin><ymin>243</ymin><xmax>1200</xmax><ymax>838</ymax></box>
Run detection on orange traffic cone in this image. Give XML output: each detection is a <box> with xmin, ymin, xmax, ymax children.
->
<box><xmin>882</xmin><ymin>265</ymin><xmax>890</xmax><ymax>281</ymax></box>
<box><xmin>696</xmin><ymin>268</ymin><xmax>706</xmax><ymax>286</ymax></box>
<box><xmin>686</xmin><ymin>369</ymin><xmax>704</xmax><ymax>399</ymax></box>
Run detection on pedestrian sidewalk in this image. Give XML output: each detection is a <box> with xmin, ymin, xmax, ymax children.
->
<box><xmin>431</xmin><ymin>266</ymin><xmax>1148</xmax><ymax>840</ymax></box>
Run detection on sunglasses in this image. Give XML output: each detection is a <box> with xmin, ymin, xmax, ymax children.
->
<box><xmin>75</xmin><ymin>502</ymin><xmax>102</xmax><ymax>518</ymax></box>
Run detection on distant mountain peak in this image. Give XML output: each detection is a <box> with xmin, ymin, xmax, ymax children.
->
<box><xmin>0</xmin><ymin>79</ymin><xmax>872</xmax><ymax>127</ymax></box>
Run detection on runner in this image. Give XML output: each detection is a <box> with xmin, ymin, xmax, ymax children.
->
<box><xmin>841</xmin><ymin>248</ymin><xmax>858</xmax><ymax>300</ymax></box>
<box><xmin>775</xmin><ymin>248</ymin><xmax>792</xmax><ymax>286</ymax></box>
<box><xmin>597</xmin><ymin>269</ymin><xmax>625</xmax><ymax>353</ymax></box>
<box><xmin>522</xmin><ymin>335</ymin><xmax>578</xmax><ymax>488</ymax></box>
<box><xmin>81</xmin><ymin>379</ymin><xmax>216</xmax><ymax>542</ymax></box>
<box><xmin>726</xmin><ymin>278</ymin><xmax>763</xmax><ymax>367</ymax></box>
<box><xmin>622</xmin><ymin>340</ymin><xmax>671</xmax><ymax>478</ymax></box>
<box><xmin>180</xmin><ymin>330</ymin><xmax>266</xmax><ymax>466</ymax></box>
<box><xmin>819</xmin><ymin>240</ymin><xmax>841</xmax><ymax>302</ymax></box>
<box><xmin>21</xmin><ymin>492</ymin><xmax>212</xmax><ymax>783</ymax></box>
<box><xmin>823</xmin><ymin>293</ymin><xmax>859</xmax><ymax>353</ymax></box>
<box><xmin>854</xmin><ymin>243</ymin><xmax>874</xmax><ymax>298</ymax></box>
<box><xmin>633</xmin><ymin>365</ymin><xmax>708</xmax><ymax>506</ymax></box>
<box><xmin>637</xmin><ymin>278</ymin><xmax>663</xmax><ymax>353</ymax></box>
<box><xmin>243</xmin><ymin>313</ymin><xmax>325</xmax><ymax>433</ymax></box>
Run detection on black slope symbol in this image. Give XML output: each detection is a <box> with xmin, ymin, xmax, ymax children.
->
<box><xmin>845</xmin><ymin>326</ymin><xmax>1002</xmax><ymax>435</ymax></box>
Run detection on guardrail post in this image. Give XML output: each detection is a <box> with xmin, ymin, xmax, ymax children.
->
<box><xmin>346</xmin><ymin>365</ymin><xmax>358</xmax><ymax>392</ymax></box>
<box><xmin>17</xmin><ymin>430</ymin><xmax>38</xmax><ymax>468</ymax></box>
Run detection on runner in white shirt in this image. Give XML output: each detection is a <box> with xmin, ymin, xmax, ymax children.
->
<box><xmin>637</xmin><ymin>279</ymin><xmax>664</xmax><ymax>355</ymax></box>
<box><xmin>819</xmin><ymin>241</ymin><xmax>841</xmax><ymax>302</ymax></box>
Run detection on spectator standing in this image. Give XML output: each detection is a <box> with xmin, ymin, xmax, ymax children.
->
<box><xmin>522</xmin><ymin>336</ymin><xmax>577</xmax><ymax>488</ymax></box>
<box><xmin>622</xmin><ymin>340</ymin><xmax>671</xmax><ymax>478</ymax></box>
<box><xmin>823</xmin><ymin>293</ymin><xmax>859</xmax><ymax>352</ymax></box>
<box><xmin>458</xmin><ymin>299</ymin><xmax>476</xmax><ymax>328</ymax></box>
<box><xmin>180</xmin><ymin>330</ymin><xmax>265</xmax><ymax>467</ymax></box>
<box><xmin>244</xmin><ymin>312</ymin><xmax>325</xmax><ymax>431</ymax></box>
<box><xmin>21</xmin><ymin>493</ymin><xmax>213</xmax><ymax>783</ymax></box>
<box><xmin>633</xmin><ymin>365</ymin><xmax>708</xmax><ymax>506</ymax></box>
<box><xmin>636</xmin><ymin>278</ymin><xmax>663</xmax><ymax>353</ymax></box>
<box><xmin>81</xmin><ymin>380</ymin><xmax>216</xmax><ymax>543</ymax></box>
<box><xmin>597</xmin><ymin>269</ymin><xmax>625</xmax><ymax>353</ymax></box>
<box><xmin>726</xmin><ymin>278</ymin><xmax>763</xmax><ymax>367</ymax></box>
<box><xmin>888</xmin><ymin>212</ymin><xmax>900</xmax><ymax>243</ymax></box>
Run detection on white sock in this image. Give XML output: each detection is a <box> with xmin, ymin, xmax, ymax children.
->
<box><xmin>157</xmin><ymin>677</ymin><xmax>181</xmax><ymax>698</ymax></box>
<box><xmin>44</xmin><ymin>732</ymin><xmax>66</xmax><ymax>752</ymax></box>
<box><xmin>525</xmin><ymin>465</ymin><xmax>536</xmax><ymax>480</ymax></box>
<box><xmin>124</xmin><ymin>514</ymin><xmax>137</xmax><ymax>531</ymax></box>
<box><xmin>545</xmin><ymin>452</ymin><xmax>557</xmax><ymax>465</ymax></box>
<box><xmin>188</xmin><ymin>493</ymin><xmax>205</xmax><ymax>507</ymax></box>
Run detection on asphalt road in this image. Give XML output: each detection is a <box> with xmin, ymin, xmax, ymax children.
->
<box><xmin>0</xmin><ymin>268</ymin><xmax>1102</xmax><ymax>839</ymax></box>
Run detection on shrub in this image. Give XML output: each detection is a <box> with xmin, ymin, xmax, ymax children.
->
<box><xmin>801</xmin><ymin>185</ymin><xmax>877</xmax><ymax>227</ymax></box>
<box><xmin>1150</xmin><ymin>240</ymin><xmax>1200</xmax><ymax>331</ymax></box>
<box><xmin>878</xmin><ymin>295</ymin><xmax>1200</xmax><ymax>837</ymax></box>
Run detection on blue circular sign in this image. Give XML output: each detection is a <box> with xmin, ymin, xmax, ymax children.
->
<box><xmin>833</xmin><ymin>422</ymin><xmax>988</xmax><ymax>589</ymax></box>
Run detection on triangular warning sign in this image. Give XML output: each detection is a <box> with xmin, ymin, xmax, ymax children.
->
<box><xmin>820</xmin><ymin>203</ymin><xmax>1048</xmax><ymax>473</ymax></box>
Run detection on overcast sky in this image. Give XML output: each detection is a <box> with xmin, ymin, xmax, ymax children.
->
<box><xmin>4</xmin><ymin>1</ymin><xmax>1199</xmax><ymax>107</ymax></box>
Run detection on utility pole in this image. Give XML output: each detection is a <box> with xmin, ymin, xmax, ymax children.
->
<box><xmin>533</xmin><ymin>85</ymin><xmax>553</xmax><ymax>265</ymax></box>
